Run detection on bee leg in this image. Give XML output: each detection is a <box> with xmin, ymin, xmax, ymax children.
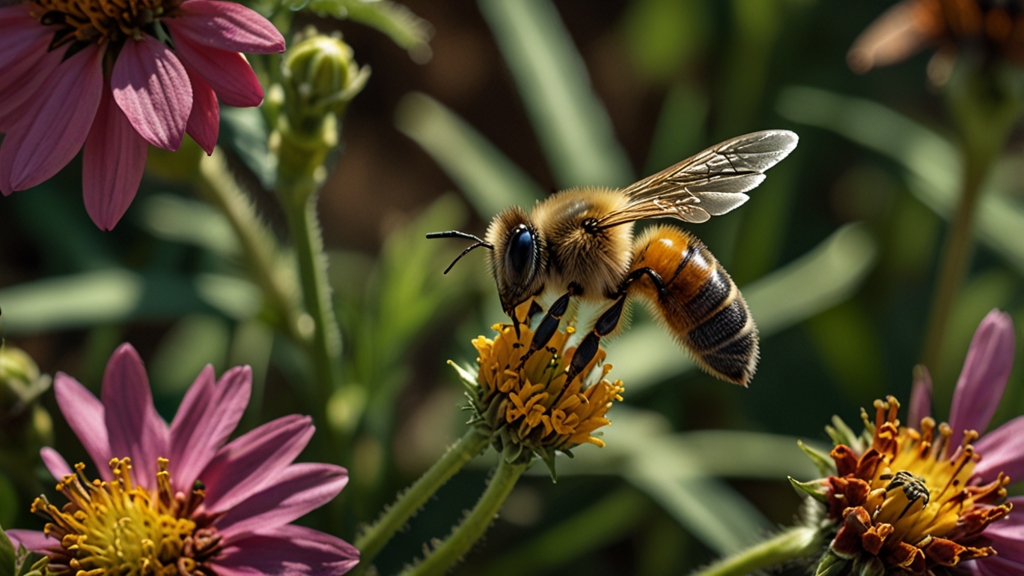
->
<box><xmin>519</xmin><ymin>283</ymin><xmax>582</xmax><ymax>367</ymax></box>
<box><xmin>563</xmin><ymin>268</ymin><xmax>664</xmax><ymax>384</ymax></box>
<box><xmin>565</xmin><ymin>296</ymin><xmax>627</xmax><ymax>384</ymax></box>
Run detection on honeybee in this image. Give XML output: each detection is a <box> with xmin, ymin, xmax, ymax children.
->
<box><xmin>428</xmin><ymin>130</ymin><xmax>798</xmax><ymax>387</ymax></box>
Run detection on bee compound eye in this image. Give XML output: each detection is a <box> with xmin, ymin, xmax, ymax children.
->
<box><xmin>506</xmin><ymin>224</ymin><xmax>535</xmax><ymax>282</ymax></box>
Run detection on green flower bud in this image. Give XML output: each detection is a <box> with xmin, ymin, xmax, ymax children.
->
<box><xmin>0</xmin><ymin>344</ymin><xmax>54</xmax><ymax>453</ymax></box>
<box><xmin>281</xmin><ymin>29</ymin><xmax>370</xmax><ymax>136</ymax></box>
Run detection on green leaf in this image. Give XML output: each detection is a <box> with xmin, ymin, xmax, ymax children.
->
<box><xmin>777</xmin><ymin>86</ymin><xmax>1024</xmax><ymax>276</ymax></box>
<box><xmin>0</xmin><ymin>526</ymin><xmax>14</xmax><ymax>576</ymax></box>
<box><xmin>139</xmin><ymin>194</ymin><xmax>239</xmax><ymax>258</ymax></box>
<box><xmin>815</xmin><ymin>549</ymin><xmax>849</xmax><ymax>576</ymax></box>
<box><xmin>395</xmin><ymin>93</ymin><xmax>545</xmax><ymax>218</ymax></box>
<box><xmin>608</xmin><ymin>223</ymin><xmax>878</xmax><ymax>389</ymax></box>
<box><xmin>300</xmin><ymin>0</ymin><xmax>432</xmax><ymax>60</ymax></box>
<box><xmin>478</xmin><ymin>0</ymin><xmax>633</xmax><ymax>188</ymax></box>
<box><xmin>0</xmin><ymin>270</ymin><xmax>213</xmax><ymax>336</ymax></box>
<box><xmin>220</xmin><ymin>107</ymin><xmax>276</xmax><ymax>190</ymax></box>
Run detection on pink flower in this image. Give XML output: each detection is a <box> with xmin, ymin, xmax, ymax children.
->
<box><xmin>908</xmin><ymin>309</ymin><xmax>1024</xmax><ymax>576</ymax></box>
<box><xmin>0</xmin><ymin>0</ymin><xmax>285</xmax><ymax>230</ymax></box>
<box><xmin>7</xmin><ymin>343</ymin><xmax>357</xmax><ymax>575</ymax></box>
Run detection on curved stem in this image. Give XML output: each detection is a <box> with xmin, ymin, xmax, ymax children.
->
<box><xmin>355</xmin><ymin>428</ymin><xmax>491</xmax><ymax>569</ymax></box>
<box><xmin>919</xmin><ymin>148</ymin><xmax>993</xmax><ymax>371</ymax></box>
<box><xmin>399</xmin><ymin>456</ymin><xmax>528</xmax><ymax>576</ymax></box>
<box><xmin>691</xmin><ymin>526</ymin><xmax>822</xmax><ymax>576</ymax></box>
<box><xmin>196</xmin><ymin>150</ymin><xmax>305</xmax><ymax>345</ymax></box>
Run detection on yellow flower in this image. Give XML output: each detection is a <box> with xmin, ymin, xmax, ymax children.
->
<box><xmin>461</xmin><ymin>315</ymin><xmax>624</xmax><ymax>476</ymax></box>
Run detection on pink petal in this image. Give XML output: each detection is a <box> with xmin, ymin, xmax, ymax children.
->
<box><xmin>0</xmin><ymin>11</ymin><xmax>60</xmax><ymax>129</ymax></box>
<box><xmin>974</xmin><ymin>557</ymin><xmax>1024</xmax><ymax>576</ymax></box>
<box><xmin>906</xmin><ymin>364</ymin><xmax>932</xmax><ymax>426</ymax></box>
<box><xmin>168</xmin><ymin>0</ymin><xmax>285</xmax><ymax>54</ymax></box>
<box><xmin>949</xmin><ymin>310</ymin><xmax>1016</xmax><ymax>451</ymax></box>
<box><xmin>216</xmin><ymin>463</ymin><xmax>348</xmax><ymax>539</ymax></box>
<box><xmin>82</xmin><ymin>86</ymin><xmax>149</xmax><ymax>231</ymax></box>
<box><xmin>53</xmin><ymin>373</ymin><xmax>113</xmax><ymax>480</ymax></box>
<box><xmin>5</xmin><ymin>530</ymin><xmax>58</xmax><ymax>554</ymax></box>
<box><xmin>214</xmin><ymin>525</ymin><xmax>358</xmax><ymax>576</ymax></box>
<box><xmin>202</xmin><ymin>415</ymin><xmax>315</xmax><ymax>513</ymax></box>
<box><xmin>40</xmin><ymin>447</ymin><xmax>73</xmax><ymax>481</ymax></box>
<box><xmin>184</xmin><ymin>62</ymin><xmax>220</xmax><ymax>154</ymax></box>
<box><xmin>973</xmin><ymin>415</ymin><xmax>1024</xmax><ymax>484</ymax></box>
<box><xmin>172</xmin><ymin>32</ymin><xmax>264</xmax><ymax>107</ymax></box>
<box><xmin>0</xmin><ymin>44</ymin><xmax>103</xmax><ymax>193</ymax></box>
<box><xmin>101</xmin><ymin>343</ymin><xmax>169</xmax><ymax>489</ymax></box>
<box><xmin>169</xmin><ymin>365</ymin><xmax>251</xmax><ymax>492</ymax></box>
<box><xmin>111</xmin><ymin>35</ymin><xmax>192</xmax><ymax>150</ymax></box>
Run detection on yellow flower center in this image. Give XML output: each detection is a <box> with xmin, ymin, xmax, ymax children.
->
<box><xmin>471</xmin><ymin>318</ymin><xmax>624</xmax><ymax>459</ymax></box>
<box><xmin>826</xmin><ymin>397</ymin><xmax>1011</xmax><ymax>572</ymax></box>
<box><xmin>31</xmin><ymin>0</ymin><xmax>180</xmax><ymax>47</ymax></box>
<box><xmin>32</xmin><ymin>457</ymin><xmax>218</xmax><ymax>576</ymax></box>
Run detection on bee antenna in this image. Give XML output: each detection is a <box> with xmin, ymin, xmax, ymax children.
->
<box><xmin>426</xmin><ymin>230</ymin><xmax>495</xmax><ymax>275</ymax></box>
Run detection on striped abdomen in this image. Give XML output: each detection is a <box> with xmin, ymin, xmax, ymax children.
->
<box><xmin>627</xmin><ymin>225</ymin><xmax>758</xmax><ymax>386</ymax></box>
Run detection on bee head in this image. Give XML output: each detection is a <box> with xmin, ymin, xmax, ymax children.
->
<box><xmin>485</xmin><ymin>207</ymin><xmax>545</xmax><ymax>320</ymax></box>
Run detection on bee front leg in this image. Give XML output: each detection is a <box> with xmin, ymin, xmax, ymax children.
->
<box><xmin>519</xmin><ymin>284</ymin><xmax>581</xmax><ymax>367</ymax></box>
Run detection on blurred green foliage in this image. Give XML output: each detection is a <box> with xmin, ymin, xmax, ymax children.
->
<box><xmin>1</xmin><ymin>0</ymin><xmax>1024</xmax><ymax>574</ymax></box>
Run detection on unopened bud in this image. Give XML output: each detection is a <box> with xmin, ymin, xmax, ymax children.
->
<box><xmin>282</xmin><ymin>29</ymin><xmax>370</xmax><ymax>135</ymax></box>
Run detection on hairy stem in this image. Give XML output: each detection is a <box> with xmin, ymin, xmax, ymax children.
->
<box><xmin>196</xmin><ymin>151</ymin><xmax>305</xmax><ymax>345</ymax></box>
<box><xmin>399</xmin><ymin>457</ymin><xmax>528</xmax><ymax>576</ymax></box>
<box><xmin>691</xmin><ymin>526</ymin><xmax>822</xmax><ymax>576</ymax></box>
<box><xmin>355</xmin><ymin>427</ymin><xmax>491</xmax><ymax>569</ymax></box>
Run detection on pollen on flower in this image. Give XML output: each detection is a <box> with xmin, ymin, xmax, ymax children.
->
<box><xmin>32</xmin><ymin>457</ymin><xmax>220</xmax><ymax>576</ymax></box>
<box><xmin>31</xmin><ymin>0</ymin><xmax>182</xmax><ymax>46</ymax></box>
<box><xmin>820</xmin><ymin>397</ymin><xmax>1011</xmax><ymax>573</ymax></box>
<box><xmin>467</xmin><ymin>315</ymin><xmax>624</xmax><ymax>469</ymax></box>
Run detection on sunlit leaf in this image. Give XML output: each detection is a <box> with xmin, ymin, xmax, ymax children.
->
<box><xmin>778</xmin><ymin>86</ymin><xmax>1024</xmax><ymax>275</ymax></box>
<box><xmin>395</xmin><ymin>93</ymin><xmax>545</xmax><ymax>218</ymax></box>
<box><xmin>478</xmin><ymin>0</ymin><xmax>633</xmax><ymax>188</ymax></box>
<box><xmin>0</xmin><ymin>270</ymin><xmax>213</xmax><ymax>335</ymax></box>
<box><xmin>139</xmin><ymin>194</ymin><xmax>239</xmax><ymax>258</ymax></box>
<box><xmin>296</xmin><ymin>0</ymin><xmax>432</xmax><ymax>60</ymax></box>
<box><xmin>608</xmin><ymin>223</ymin><xmax>878</xmax><ymax>389</ymax></box>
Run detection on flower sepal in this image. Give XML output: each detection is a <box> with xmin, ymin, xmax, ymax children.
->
<box><xmin>815</xmin><ymin>549</ymin><xmax>849</xmax><ymax>576</ymax></box>
<box><xmin>798</xmin><ymin>440</ymin><xmax>837</xmax><ymax>476</ymax></box>
<box><xmin>789</xmin><ymin>476</ymin><xmax>829</xmax><ymax>503</ymax></box>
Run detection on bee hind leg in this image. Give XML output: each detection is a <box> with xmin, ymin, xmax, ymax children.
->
<box><xmin>565</xmin><ymin>296</ymin><xmax>627</xmax><ymax>384</ymax></box>
<box><xmin>564</xmin><ymin>267</ymin><xmax>663</xmax><ymax>384</ymax></box>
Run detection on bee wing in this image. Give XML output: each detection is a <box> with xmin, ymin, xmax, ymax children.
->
<box><xmin>596</xmin><ymin>130</ymin><xmax>798</xmax><ymax>228</ymax></box>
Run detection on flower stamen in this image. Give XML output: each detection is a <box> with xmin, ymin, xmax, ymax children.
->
<box><xmin>32</xmin><ymin>457</ymin><xmax>219</xmax><ymax>576</ymax></box>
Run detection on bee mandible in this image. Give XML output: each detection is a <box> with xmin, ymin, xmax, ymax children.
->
<box><xmin>428</xmin><ymin>130</ymin><xmax>798</xmax><ymax>387</ymax></box>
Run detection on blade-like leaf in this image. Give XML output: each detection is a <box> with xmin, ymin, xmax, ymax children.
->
<box><xmin>0</xmin><ymin>525</ymin><xmax>14</xmax><ymax>576</ymax></box>
<box><xmin>140</xmin><ymin>194</ymin><xmax>239</xmax><ymax>257</ymax></box>
<box><xmin>478</xmin><ymin>0</ymin><xmax>633</xmax><ymax>188</ymax></box>
<box><xmin>300</xmin><ymin>0</ymin><xmax>432</xmax><ymax>60</ymax></box>
<box><xmin>608</xmin><ymin>223</ymin><xmax>877</xmax><ymax>389</ymax></box>
<box><xmin>395</xmin><ymin>92</ymin><xmax>545</xmax><ymax>217</ymax></box>
<box><xmin>778</xmin><ymin>86</ymin><xmax>1024</xmax><ymax>275</ymax></box>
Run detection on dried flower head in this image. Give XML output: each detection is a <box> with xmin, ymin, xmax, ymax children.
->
<box><xmin>848</xmin><ymin>0</ymin><xmax>1024</xmax><ymax>81</ymax></box>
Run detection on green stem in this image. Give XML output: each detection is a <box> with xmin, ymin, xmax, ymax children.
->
<box><xmin>399</xmin><ymin>457</ymin><xmax>528</xmax><ymax>576</ymax></box>
<box><xmin>355</xmin><ymin>428</ymin><xmax>491</xmax><ymax>569</ymax></box>
<box><xmin>280</xmin><ymin>176</ymin><xmax>344</xmax><ymax>409</ymax></box>
<box><xmin>919</xmin><ymin>148</ymin><xmax>993</xmax><ymax>371</ymax></box>
<box><xmin>691</xmin><ymin>526</ymin><xmax>822</xmax><ymax>576</ymax></box>
<box><xmin>195</xmin><ymin>151</ymin><xmax>305</xmax><ymax>345</ymax></box>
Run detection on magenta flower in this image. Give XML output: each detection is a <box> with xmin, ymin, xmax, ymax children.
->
<box><xmin>7</xmin><ymin>343</ymin><xmax>357</xmax><ymax>575</ymax></box>
<box><xmin>0</xmin><ymin>0</ymin><xmax>285</xmax><ymax>230</ymax></box>
<box><xmin>904</xmin><ymin>309</ymin><xmax>1024</xmax><ymax>576</ymax></box>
